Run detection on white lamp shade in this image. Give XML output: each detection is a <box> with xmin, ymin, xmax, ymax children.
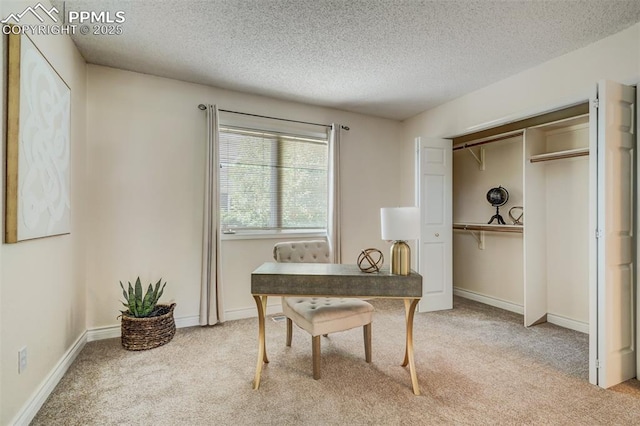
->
<box><xmin>381</xmin><ymin>207</ymin><xmax>420</xmax><ymax>241</ymax></box>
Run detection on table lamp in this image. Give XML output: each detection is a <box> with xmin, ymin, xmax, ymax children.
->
<box><xmin>381</xmin><ymin>207</ymin><xmax>420</xmax><ymax>275</ymax></box>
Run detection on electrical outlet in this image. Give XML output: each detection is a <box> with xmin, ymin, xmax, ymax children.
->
<box><xmin>18</xmin><ymin>347</ymin><xmax>27</xmax><ymax>374</ymax></box>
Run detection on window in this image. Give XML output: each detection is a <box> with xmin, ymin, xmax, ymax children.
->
<box><xmin>219</xmin><ymin>126</ymin><xmax>328</xmax><ymax>233</ymax></box>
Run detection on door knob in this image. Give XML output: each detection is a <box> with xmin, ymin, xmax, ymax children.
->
<box><xmin>435</xmin><ymin>233</ymin><xmax>440</xmax><ymax>237</ymax></box>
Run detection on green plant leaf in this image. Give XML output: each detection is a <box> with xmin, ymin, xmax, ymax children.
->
<box><xmin>155</xmin><ymin>281</ymin><xmax>166</xmax><ymax>304</ymax></box>
<box><xmin>134</xmin><ymin>277</ymin><xmax>142</xmax><ymax>301</ymax></box>
<box><xmin>119</xmin><ymin>277</ymin><xmax>168</xmax><ymax>318</ymax></box>
<box><xmin>134</xmin><ymin>278</ymin><xmax>143</xmax><ymax>315</ymax></box>
<box><xmin>127</xmin><ymin>283</ymin><xmax>137</xmax><ymax>316</ymax></box>
<box><xmin>119</xmin><ymin>281</ymin><xmax>128</xmax><ymax>302</ymax></box>
<box><xmin>141</xmin><ymin>284</ymin><xmax>154</xmax><ymax>316</ymax></box>
<box><xmin>151</xmin><ymin>279</ymin><xmax>162</xmax><ymax>304</ymax></box>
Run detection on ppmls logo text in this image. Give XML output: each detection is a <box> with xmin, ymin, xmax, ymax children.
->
<box><xmin>2</xmin><ymin>2</ymin><xmax>126</xmax><ymax>35</ymax></box>
<box><xmin>66</xmin><ymin>10</ymin><xmax>125</xmax><ymax>24</ymax></box>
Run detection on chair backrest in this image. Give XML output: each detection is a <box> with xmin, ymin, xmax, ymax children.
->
<box><xmin>273</xmin><ymin>240</ymin><xmax>331</xmax><ymax>264</ymax></box>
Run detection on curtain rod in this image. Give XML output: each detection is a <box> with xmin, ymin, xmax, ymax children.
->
<box><xmin>197</xmin><ymin>104</ymin><xmax>350</xmax><ymax>131</ymax></box>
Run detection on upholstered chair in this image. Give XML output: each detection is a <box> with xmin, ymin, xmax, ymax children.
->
<box><xmin>273</xmin><ymin>240</ymin><xmax>374</xmax><ymax>379</ymax></box>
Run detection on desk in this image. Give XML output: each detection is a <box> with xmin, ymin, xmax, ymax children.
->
<box><xmin>251</xmin><ymin>262</ymin><xmax>423</xmax><ymax>395</ymax></box>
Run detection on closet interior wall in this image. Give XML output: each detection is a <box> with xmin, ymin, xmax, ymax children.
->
<box><xmin>453</xmin><ymin>136</ymin><xmax>524</xmax><ymax>308</ymax></box>
<box><xmin>452</xmin><ymin>114</ymin><xmax>590</xmax><ymax>332</ymax></box>
<box><xmin>527</xmin><ymin>117</ymin><xmax>590</xmax><ymax>328</ymax></box>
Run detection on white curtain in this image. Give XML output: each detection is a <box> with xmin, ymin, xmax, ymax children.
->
<box><xmin>200</xmin><ymin>104</ymin><xmax>224</xmax><ymax>325</ymax></box>
<box><xmin>327</xmin><ymin>123</ymin><xmax>342</xmax><ymax>263</ymax></box>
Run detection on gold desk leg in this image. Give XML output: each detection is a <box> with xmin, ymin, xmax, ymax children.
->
<box><xmin>253</xmin><ymin>295</ymin><xmax>269</xmax><ymax>390</ymax></box>
<box><xmin>402</xmin><ymin>298</ymin><xmax>421</xmax><ymax>395</ymax></box>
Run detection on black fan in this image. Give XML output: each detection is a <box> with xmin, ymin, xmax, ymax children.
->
<box><xmin>486</xmin><ymin>186</ymin><xmax>509</xmax><ymax>225</ymax></box>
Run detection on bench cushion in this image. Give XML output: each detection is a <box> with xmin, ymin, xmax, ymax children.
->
<box><xmin>282</xmin><ymin>297</ymin><xmax>374</xmax><ymax>337</ymax></box>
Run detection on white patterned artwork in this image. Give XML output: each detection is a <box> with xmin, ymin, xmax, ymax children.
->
<box><xmin>5</xmin><ymin>33</ymin><xmax>70</xmax><ymax>243</ymax></box>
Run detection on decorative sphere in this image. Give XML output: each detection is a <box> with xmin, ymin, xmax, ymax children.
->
<box><xmin>357</xmin><ymin>248</ymin><xmax>384</xmax><ymax>273</ymax></box>
<box><xmin>486</xmin><ymin>186</ymin><xmax>509</xmax><ymax>207</ymax></box>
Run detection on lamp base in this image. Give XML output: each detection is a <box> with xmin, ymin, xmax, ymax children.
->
<box><xmin>390</xmin><ymin>241</ymin><xmax>411</xmax><ymax>275</ymax></box>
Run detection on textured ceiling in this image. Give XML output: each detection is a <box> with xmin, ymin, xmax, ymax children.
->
<box><xmin>51</xmin><ymin>0</ymin><xmax>640</xmax><ymax>120</ymax></box>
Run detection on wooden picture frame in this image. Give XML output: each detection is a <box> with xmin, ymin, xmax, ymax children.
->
<box><xmin>6</xmin><ymin>32</ymin><xmax>71</xmax><ymax>243</ymax></box>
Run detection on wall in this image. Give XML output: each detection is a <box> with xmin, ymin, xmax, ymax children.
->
<box><xmin>400</xmin><ymin>23</ymin><xmax>640</xmax><ymax>201</ymax></box>
<box><xmin>0</xmin><ymin>1</ymin><xmax>87</xmax><ymax>423</ymax></box>
<box><xmin>2</xmin><ymin>11</ymin><xmax>636</xmax><ymax>424</ymax></box>
<box><xmin>544</xmin><ymin>124</ymin><xmax>589</xmax><ymax>323</ymax></box>
<box><xmin>400</xmin><ymin>24</ymin><xmax>640</xmax><ymax>313</ymax></box>
<box><xmin>451</xmin><ymin>125</ymin><xmax>590</xmax><ymax>324</ymax></box>
<box><xmin>86</xmin><ymin>65</ymin><xmax>402</xmax><ymax>328</ymax></box>
<box><xmin>452</xmin><ymin>136</ymin><xmax>524</xmax><ymax>306</ymax></box>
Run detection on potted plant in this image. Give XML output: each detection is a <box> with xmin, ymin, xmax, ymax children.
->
<box><xmin>119</xmin><ymin>277</ymin><xmax>176</xmax><ymax>350</ymax></box>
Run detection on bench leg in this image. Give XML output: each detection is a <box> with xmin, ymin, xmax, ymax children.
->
<box><xmin>364</xmin><ymin>323</ymin><xmax>372</xmax><ymax>363</ymax></box>
<box><xmin>312</xmin><ymin>335</ymin><xmax>321</xmax><ymax>379</ymax></box>
<box><xmin>286</xmin><ymin>318</ymin><xmax>292</xmax><ymax>347</ymax></box>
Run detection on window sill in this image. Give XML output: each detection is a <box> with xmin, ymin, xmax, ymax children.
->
<box><xmin>220</xmin><ymin>229</ymin><xmax>327</xmax><ymax>241</ymax></box>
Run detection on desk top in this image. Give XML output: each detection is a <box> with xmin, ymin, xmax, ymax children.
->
<box><xmin>251</xmin><ymin>262</ymin><xmax>422</xmax><ymax>298</ymax></box>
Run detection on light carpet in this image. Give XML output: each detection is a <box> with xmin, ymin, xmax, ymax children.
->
<box><xmin>32</xmin><ymin>297</ymin><xmax>640</xmax><ymax>425</ymax></box>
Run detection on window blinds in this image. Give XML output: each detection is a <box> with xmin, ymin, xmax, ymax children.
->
<box><xmin>219</xmin><ymin>126</ymin><xmax>328</xmax><ymax>231</ymax></box>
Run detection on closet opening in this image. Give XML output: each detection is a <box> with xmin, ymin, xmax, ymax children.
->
<box><xmin>451</xmin><ymin>104</ymin><xmax>591</xmax><ymax>379</ymax></box>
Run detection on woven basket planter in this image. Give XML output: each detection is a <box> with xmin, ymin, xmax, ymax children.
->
<box><xmin>121</xmin><ymin>303</ymin><xmax>176</xmax><ymax>351</ymax></box>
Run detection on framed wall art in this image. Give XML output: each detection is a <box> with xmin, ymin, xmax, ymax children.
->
<box><xmin>6</xmin><ymin>32</ymin><xmax>71</xmax><ymax>243</ymax></box>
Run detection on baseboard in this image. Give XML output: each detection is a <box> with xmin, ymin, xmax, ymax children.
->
<box><xmin>86</xmin><ymin>315</ymin><xmax>202</xmax><ymax>341</ymax></box>
<box><xmin>454</xmin><ymin>288</ymin><xmax>588</xmax><ymax>334</ymax></box>
<box><xmin>175</xmin><ymin>315</ymin><xmax>201</xmax><ymax>328</ymax></box>
<box><xmin>453</xmin><ymin>287</ymin><xmax>524</xmax><ymax>315</ymax></box>
<box><xmin>224</xmin><ymin>303</ymin><xmax>282</xmax><ymax>321</ymax></box>
<box><xmin>547</xmin><ymin>313</ymin><xmax>588</xmax><ymax>334</ymax></box>
<box><xmin>11</xmin><ymin>331</ymin><xmax>87</xmax><ymax>426</ymax></box>
<box><xmin>86</xmin><ymin>305</ymin><xmax>281</xmax><ymax>341</ymax></box>
<box><xmin>16</xmin><ymin>306</ymin><xmax>277</xmax><ymax>424</ymax></box>
<box><xmin>86</xmin><ymin>324</ymin><xmax>120</xmax><ymax>341</ymax></box>
<box><xmin>11</xmin><ymin>296</ymin><xmax>586</xmax><ymax>425</ymax></box>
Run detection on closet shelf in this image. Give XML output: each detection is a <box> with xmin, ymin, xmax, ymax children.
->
<box><xmin>529</xmin><ymin>147</ymin><xmax>589</xmax><ymax>163</ymax></box>
<box><xmin>453</xmin><ymin>223</ymin><xmax>524</xmax><ymax>233</ymax></box>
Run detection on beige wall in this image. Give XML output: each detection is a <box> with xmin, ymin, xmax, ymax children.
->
<box><xmin>401</xmin><ymin>23</ymin><xmax>640</xmax><ymax>201</ymax></box>
<box><xmin>0</xmin><ymin>1</ymin><xmax>87</xmax><ymax>423</ymax></box>
<box><xmin>2</xmin><ymin>12</ymin><xmax>639</xmax><ymax>425</ymax></box>
<box><xmin>544</xmin><ymin>125</ymin><xmax>589</xmax><ymax>323</ymax></box>
<box><xmin>401</xmin><ymin>23</ymin><xmax>640</xmax><ymax>312</ymax></box>
<box><xmin>450</xmin><ymin>126</ymin><xmax>590</xmax><ymax>324</ymax></box>
<box><xmin>452</xmin><ymin>136</ymin><xmax>524</xmax><ymax>306</ymax></box>
<box><xmin>86</xmin><ymin>65</ymin><xmax>402</xmax><ymax>328</ymax></box>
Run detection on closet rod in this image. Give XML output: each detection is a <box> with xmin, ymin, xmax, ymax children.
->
<box><xmin>529</xmin><ymin>148</ymin><xmax>589</xmax><ymax>163</ymax></box>
<box><xmin>197</xmin><ymin>104</ymin><xmax>350</xmax><ymax>130</ymax></box>
<box><xmin>452</xmin><ymin>132</ymin><xmax>523</xmax><ymax>151</ymax></box>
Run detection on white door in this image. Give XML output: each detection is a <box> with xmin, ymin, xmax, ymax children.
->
<box><xmin>416</xmin><ymin>137</ymin><xmax>452</xmax><ymax>312</ymax></box>
<box><xmin>637</xmin><ymin>88</ymin><xmax>640</xmax><ymax>385</ymax></box>
<box><xmin>590</xmin><ymin>80</ymin><xmax>636</xmax><ymax>388</ymax></box>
